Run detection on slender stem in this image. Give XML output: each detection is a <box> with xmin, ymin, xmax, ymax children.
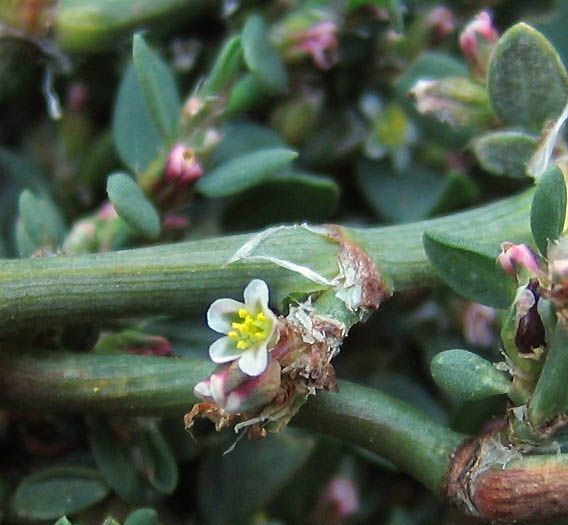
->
<box><xmin>0</xmin><ymin>349</ymin><xmax>466</xmax><ymax>495</ymax></box>
<box><xmin>0</xmin><ymin>190</ymin><xmax>533</xmax><ymax>335</ymax></box>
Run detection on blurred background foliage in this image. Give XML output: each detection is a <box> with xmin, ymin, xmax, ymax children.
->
<box><xmin>1</xmin><ymin>0</ymin><xmax>568</xmax><ymax>523</ymax></box>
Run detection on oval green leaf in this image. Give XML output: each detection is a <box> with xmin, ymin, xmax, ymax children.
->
<box><xmin>11</xmin><ymin>466</ymin><xmax>109</xmax><ymax>520</ymax></box>
<box><xmin>135</xmin><ymin>425</ymin><xmax>178</xmax><ymax>495</ymax></box>
<box><xmin>198</xmin><ymin>433</ymin><xmax>313</xmax><ymax>524</ymax></box>
<box><xmin>106</xmin><ymin>173</ymin><xmax>160</xmax><ymax>239</ymax></box>
<box><xmin>531</xmin><ymin>164</ymin><xmax>567</xmax><ymax>255</ymax></box>
<box><xmin>88</xmin><ymin>417</ymin><xmax>155</xmax><ymax>506</ymax></box>
<box><xmin>431</xmin><ymin>349</ymin><xmax>512</xmax><ymax>401</ymax></box>
<box><xmin>488</xmin><ymin>23</ymin><xmax>568</xmax><ymax>131</ymax></box>
<box><xmin>225</xmin><ymin>72</ymin><xmax>268</xmax><ymax>117</ymax></box>
<box><xmin>473</xmin><ymin>131</ymin><xmax>538</xmax><ymax>179</ymax></box>
<box><xmin>423</xmin><ymin>230</ymin><xmax>516</xmax><ymax>308</ymax></box>
<box><xmin>221</xmin><ymin>171</ymin><xmax>339</xmax><ymax>231</ymax></box>
<box><xmin>18</xmin><ymin>189</ymin><xmax>66</xmax><ymax>249</ymax></box>
<box><xmin>196</xmin><ymin>147</ymin><xmax>297</xmax><ymax>197</ymax></box>
<box><xmin>242</xmin><ymin>14</ymin><xmax>288</xmax><ymax>94</ymax></box>
<box><xmin>124</xmin><ymin>508</ymin><xmax>159</xmax><ymax>525</ymax></box>
<box><xmin>132</xmin><ymin>34</ymin><xmax>181</xmax><ymax>139</ymax></box>
<box><xmin>113</xmin><ymin>65</ymin><xmax>164</xmax><ymax>174</ymax></box>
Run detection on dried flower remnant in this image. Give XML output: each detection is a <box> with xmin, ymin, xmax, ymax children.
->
<box><xmin>207</xmin><ymin>279</ymin><xmax>279</xmax><ymax>376</ymax></box>
<box><xmin>290</xmin><ymin>21</ymin><xmax>339</xmax><ymax>70</ymax></box>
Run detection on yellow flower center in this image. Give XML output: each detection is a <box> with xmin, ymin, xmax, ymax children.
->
<box><xmin>228</xmin><ymin>308</ymin><xmax>270</xmax><ymax>350</ymax></box>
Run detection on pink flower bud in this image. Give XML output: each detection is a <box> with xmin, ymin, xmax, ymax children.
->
<box><xmin>165</xmin><ymin>145</ymin><xmax>203</xmax><ymax>184</ymax></box>
<box><xmin>459</xmin><ymin>11</ymin><xmax>499</xmax><ymax>81</ymax></box>
<box><xmin>498</xmin><ymin>242</ymin><xmax>541</xmax><ymax>280</ymax></box>
<box><xmin>291</xmin><ymin>21</ymin><xmax>339</xmax><ymax>70</ymax></box>
<box><xmin>463</xmin><ymin>302</ymin><xmax>497</xmax><ymax>347</ymax></box>
<box><xmin>96</xmin><ymin>201</ymin><xmax>119</xmax><ymax>220</ymax></box>
<box><xmin>426</xmin><ymin>6</ymin><xmax>455</xmax><ymax>41</ymax></box>
<box><xmin>317</xmin><ymin>477</ymin><xmax>359</xmax><ymax>522</ymax></box>
<box><xmin>194</xmin><ymin>359</ymin><xmax>281</xmax><ymax>414</ymax></box>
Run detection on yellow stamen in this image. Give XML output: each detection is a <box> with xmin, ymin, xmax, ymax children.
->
<box><xmin>228</xmin><ymin>331</ymin><xmax>238</xmax><ymax>339</ymax></box>
<box><xmin>238</xmin><ymin>308</ymin><xmax>248</xmax><ymax>318</ymax></box>
<box><xmin>256</xmin><ymin>312</ymin><xmax>266</xmax><ymax>321</ymax></box>
<box><xmin>229</xmin><ymin>307</ymin><xmax>271</xmax><ymax>351</ymax></box>
<box><xmin>236</xmin><ymin>340</ymin><xmax>248</xmax><ymax>350</ymax></box>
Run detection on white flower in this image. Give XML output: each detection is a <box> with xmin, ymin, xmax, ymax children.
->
<box><xmin>206</xmin><ymin>279</ymin><xmax>278</xmax><ymax>376</ymax></box>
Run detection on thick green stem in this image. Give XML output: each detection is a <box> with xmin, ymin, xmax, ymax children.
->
<box><xmin>0</xmin><ymin>190</ymin><xmax>533</xmax><ymax>335</ymax></box>
<box><xmin>0</xmin><ymin>350</ymin><xmax>465</xmax><ymax>496</ymax></box>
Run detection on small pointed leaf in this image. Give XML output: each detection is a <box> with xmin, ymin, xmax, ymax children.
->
<box><xmin>132</xmin><ymin>34</ymin><xmax>180</xmax><ymax>139</ymax></box>
<box><xmin>106</xmin><ymin>173</ymin><xmax>160</xmax><ymax>239</ymax></box>
<box><xmin>204</xmin><ymin>35</ymin><xmax>243</xmax><ymax>95</ymax></box>
<box><xmin>113</xmin><ymin>65</ymin><xmax>163</xmax><ymax>174</ymax></box>
<box><xmin>11</xmin><ymin>466</ymin><xmax>109</xmax><ymax>520</ymax></box>
<box><xmin>423</xmin><ymin>230</ymin><xmax>516</xmax><ymax>308</ymax></box>
<box><xmin>473</xmin><ymin>131</ymin><xmax>538</xmax><ymax>179</ymax></box>
<box><xmin>242</xmin><ymin>14</ymin><xmax>288</xmax><ymax>94</ymax></box>
<box><xmin>531</xmin><ymin>164</ymin><xmax>567</xmax><ymax>255</ymax></box>
<box><xmin>196</xmin><ymin>148</ymin><xmax>297</xmax><ymax>197</ymax></box>
<box><xmin>488</xmin><ymin>23</ymin><xmax>568</xmax><ymax>131</ymax></box>
<box><xmin>431</xmin><ymin>349</ymin><xmax>512</xmax><ymax>401</ymax></box>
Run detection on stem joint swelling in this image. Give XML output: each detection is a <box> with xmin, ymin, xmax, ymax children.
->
<box><xmin>445</xmin><ymin>431</ymin><xmax>568</xmax><ymax>523</ymax></box>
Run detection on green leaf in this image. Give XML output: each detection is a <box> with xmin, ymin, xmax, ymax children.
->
<box><xmin>208</xmin><ymin>123</ymin><xmax>285</xmax><ymax>168</ymax></box>
<box><xmin>488</xmin><ymin>23</ymin><xmax>568</xmax><ymax>131</ymax></box>
<box><xmin>221</xmin><ymin>171</ymin><xmax>339</xmax><ymax>231</ymax></box>
<box><xmin>132</xmin><ymin>34</ymin><xmax>181</xmax><ymax>139</ymax></box>
<box><xmin>124</xmin><ymin>508</ymin><xmax>159</xmax><ymax>525</ymax></box>
<box><xmin>203</xmin><ymin>35</ymin><xmax>243</xmax><ymax>95</ymax></box>
<box><xmin>431</xmin><ymin>349</ymin><xmax>512</xmax><ymax>401</ymax></box>
<box><xmin>11</xmin><ymin>466</ymin><xmax>109</xmax><ymax>520</ymax></box>
<box><xmin>198</xmin><ymin>433</ymin><xmax>314</xmax><ymax>525</ymax></box>
<box><xmin>242</xmin><ymin>14</ymin><xmax>288</xmax><ymax>94</ymax></box>
<box><xmin>196</xmin><ymin>148</ymin><xmax>297</xmax><ymax>197</ymax></box>
<box><xmin>134</xmin><ymin>425</ymin><xmax>178</xmax><ymax>495</ymax></box>
<box><xmin>225</xmin><ymin>73</ymin><xmax>268</xmax><ymax>117</ymax></box>
<box><xmin>18</xmin><ymin>189</ymin><xmax>66</xmax><ymax>250</ymax></box>
<box><xmin>423</xmin><ymin>230</ymin><xmax>516</xmax><ymax>308</ymax></box>
<box><xmin>106</xmin><ymin>173</ymin><xmax>160</xmax><ymax>239</ymax></box>
<box><xmin>473</xmin><ymin>131</ymin><xmax>538</xmax><ymax>179</ymax></box>
<box><xmin>113</xmin><ymin>65</ymin><xmax>164</xmax><ymax>174</ymax></box>
<box><xmin>531</xmin><ymin>164</ymin><xmax>567</xmax><ymax>255</ymax></box>
<box><xmin>0</xmin><ymin>148</ymin><xmax>47</xmax><ymax>191</ymax></box>
<box><xmin>88</xmin><ymin>417</ymin><xmax>156</xmax><ymax>506</ymax></box>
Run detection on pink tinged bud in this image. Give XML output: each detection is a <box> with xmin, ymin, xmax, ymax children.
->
<box><xmin>426</xmin><ymin>7</ymin><xmax>455</xmax><ymax>41</ymax></box>
<box><xmin>163</xmin><ymin>214</ymin><xmax>189</xmax><ymax>230</ymax></box>
<box><xmin>321</xmin><ymin>477</ymin><xmax>359</xmax><ymax>519</ymax></box>
<box><xmin>66</xmin><ymin>82</ymin><xmax>88</xmax><ymax>112</ymax></box>
<box><xmin>498</xmin><ymin>242</ymin><xmax>541</xmax><ymax>279</ymax></box>
<box><xmin>463</xmin><ymin>302</ymin><xmax>497</xmax><ymax>347</ymax></box>
<box><xmin>459</xmin><ymin>11</ymin><xmax>499</xmax><ymax>80</ymax></box>
<box><xmin>292</xmin><ymin>21</ymin><xmax>339</xmax><ymax>70</ymax></box>
<box><xmin>193</xmin><ymin>360</ymin><xmax>281</xmax><ymax>414</ymax></box>
<box><xmin>126</xmin><ymin>335</ymin><xmax>172</xmax><ymax>356</ymax></box>
<box><xmin>96</xmin><ymin>201</ymin><xmax>118</xmax><ymax>220</ymax></box>
<box><xmin>165</xmin><ymin>145</ymin><xmax>203</xmax><ymax>184</ymax></box>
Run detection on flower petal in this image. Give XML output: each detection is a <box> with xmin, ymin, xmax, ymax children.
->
<box><xmin>243</xmin><ymin>279</ymin><xmax>270</xmax><ymax>312</ymax></box>
<box><xmin>238</xmin><ymin>346</ymin><xmax>268</xmax><ymax>376</ymax></box>
<box><xmin>207</xmin><ymin>298</ymin><xmax>244</xmax><ymax>333</ymax></box>
<box><xmin>194</xmin><ymin>378</ymin><xmax>213</xmax><ymax>400</ymax></box>
<box><xmin>208</xmin><ymin>336</ymin><xmax>242</xmax><ymax>364</ymax></box>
